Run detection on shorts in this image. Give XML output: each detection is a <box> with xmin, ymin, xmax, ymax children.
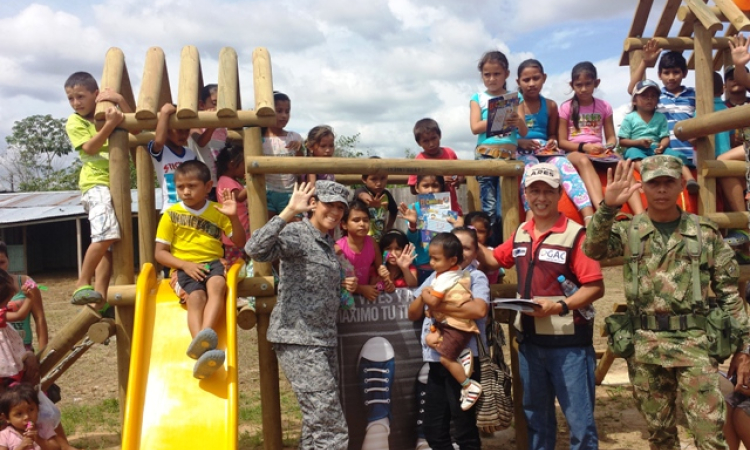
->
<box><xmin>726</xmin><ymin>391</ymin><xmax>750</xmax><ymax>417</ymax></box>
<box><xmin>176</xmin><ymin>260</ymin><xmax>226</xmax><ymax>296</ymax></box>
<box><xmin>433</xmin><ymin>322</ymin><xmax>473</xmax><ymax>360</ymax></box>
<box><xmin>266</xmin><ymin>190</ymin><xmax>293</xmax><ymax>213</ymax></box>
<box><xmin>623</xmin><ymin>146</ymin><xmax>654</xmax><ymax>161</ymax></box>
<box><xmin>81</xmin><ymin>185</ymin><xmax>121</xmax><ymax>243</ymax></box>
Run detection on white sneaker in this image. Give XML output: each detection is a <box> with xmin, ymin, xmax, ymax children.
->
<box><xmin>458</xmin><ymin>348</ymin><xmax>473</xmax><ymax>378</ymax></box>
<box><xmin>460</xmin><ymin>379</ymin><xmax>482</xmax><ymax>411</ymax></box>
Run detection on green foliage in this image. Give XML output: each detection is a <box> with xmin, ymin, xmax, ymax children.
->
<box><xmin>1</xmin><ymin>114</ymin><xmax>76</xmax><ymax>191</ymax></box>
<box><xmin>404</xmin><ymin>148</ymin><xmax>417</xmax><ymax>159</ymax></box>
<box><xmin>334</xmin><ymin>133</ymin><xmax>368</xmax><ymax>158</ymax></box>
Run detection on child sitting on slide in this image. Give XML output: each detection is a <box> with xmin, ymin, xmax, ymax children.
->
<box><xmin>419</xmin><ymin>233</ymin><xmax>482</xmax><ymax>411</ymax></box>
<box><xmin>154</xmin><ymin>161</ymin><xmax>246</xmax><ymax>379</ymax></box>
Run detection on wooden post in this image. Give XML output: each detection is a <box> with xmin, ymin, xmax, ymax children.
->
<box><xmin>499</xmin><ymin>174</ymin><xmax>525</xmax><ymax>449</ymax></box>
<box><xmin>252</xmin><ymin>48</ymin><xmax>275</xmax><ymax>118</ymax></box>
<box><xmin>675</xmin><ymin>103</ymin><xmax>750</xmax><ymax>140</ymax></box>
<box><xmin>95</xmin><ymin>48</ymin><xmax>125</xmax><ymax>121</ymax></box>
<box><xmin>109</xmin><ymin>129</ymin><xmax>135</xmax><ymax>420</ymax></box>
<box><xmin>37</xmin><ymin>306</ymin><xmax>101</xmax><ymax>376</ymax></box>
<box><xmin>466</xmin><ymin>177</ymin><xmax>481</xmax><ymax>213</ymax></box>
<box><xmin>218</xmin><ymin>47</ymin><xmax>240</xmax><ymax>118</ymax></box>
<box><xmin>694</xmin><ymin>23</ymin><xmax>718</xmax><ymax>216</ymax></box>
<box><xmin>136</xmin><ymin>47</ymin><xmax>167</xmax><ymax>120</ymax></box>
<box><xmin>244</xmin><ymin>127</ymin><xmax>282</xmax><ymax>450</ymax></box>
<box><xmin>177</xmin><ymin>46</ymin><xmax>201</xmax><ymax>119</ymax></box>
<box><xmin>136</xmin><ymin>145</ymin><xmax>155</xmax><ymax>268</ymax></box>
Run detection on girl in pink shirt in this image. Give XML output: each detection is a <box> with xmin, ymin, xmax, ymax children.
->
<box><xmin>335</xmin><ymin>200</ymin><xmax>383</xmax><ymax>301</ymax></box>
<box><xmin>558</xmin><ymin>62</ymin><xmax>643</xmax><ymax>214</ymax></box>
<box><xmin>216</xmin><ymin>143</ymin><xmax>249</xmax><ymax>265</ymax></box>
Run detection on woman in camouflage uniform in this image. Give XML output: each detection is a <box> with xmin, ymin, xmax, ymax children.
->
<box><xmin>246</xmin><ymin>180</ymin><xmax>354</xmax><ymax>450</ymax></box>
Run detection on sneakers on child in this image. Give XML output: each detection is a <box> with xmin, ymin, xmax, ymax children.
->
<box><xmin>193</xmin><ymin>349</ymin><xmax>225</xmax><ymax>379</ymax></box>
<box><xmin>459</xmin><ymin>379</ymin><xmax>482</xmax><ymax>411</ymax></box>
<box><xmin>186</xmin><ymin>328</ymin><xmax>218</xmax><ymax>359</ymax></box>
<box><xmin>725</xmin><ymin>229</ymin><xmax>750</xmax><ymax>247</ymax></box>
<box><xmin>458</xmin><ymin>348</ymin><xmax>473</xmax><ymax>378</ymax></box>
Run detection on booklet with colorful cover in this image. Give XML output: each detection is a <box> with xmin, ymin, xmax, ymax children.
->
<box><xmin>486</xmin><ymin>91</ymin><xmax>520</xmax><ymax>138</ymax></box>
<box><xmin>417</xmin><ymin>192</ymin><xmax>457</xmax><ymax>244</ymax></box>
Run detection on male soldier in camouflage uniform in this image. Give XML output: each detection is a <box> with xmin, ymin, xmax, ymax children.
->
<box><xmin>584</xmin><ymin>156</ymin><xmax>750</xmax><ymax>449</ymax></box>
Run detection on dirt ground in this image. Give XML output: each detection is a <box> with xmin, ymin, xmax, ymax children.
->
<box><xmin>33</xmin><ymin>267</ymin><xmax>746</xmax><ymax>450</ymax></box>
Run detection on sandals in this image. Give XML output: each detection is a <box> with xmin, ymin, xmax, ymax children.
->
<box><xmin>725</xmin><ymin>229</ymin><xmax>750</xmax><ymax>248</ymax></box>
<box><xmin>186</xmin><ymin>328</ymin><xmax>218</xmax><ymax>359</ymax></box>
<box><xmin>71</xmin><ymin>285</ymin><xmax>103</xmax><ymax>305</ymax></box>
<box><xmin>193</xmin><ymin>350</ymin><xmax>225</xmax><ymax>379</ymax></box>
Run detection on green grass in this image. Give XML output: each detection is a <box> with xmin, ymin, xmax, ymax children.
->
<box><xmin>61</xmin><ymin>398</ymin><xmax>121</xmax><ymax>435</ymax></box>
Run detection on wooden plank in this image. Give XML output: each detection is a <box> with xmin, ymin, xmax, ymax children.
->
<box><xmin>694</xmin><ymin>23</ymin><xmax>718</xmax><ymax>216</ymax></box>
<box><xmin>654</xmin><ymin>0</ymin><xmax>684</xmax><ymax>36</ymax></box>
<box><xmin>715</xmin><ymin>0</ymin><xmax>750</xmax><ymax>31</ymax></box>
<box><xmin>252</xmin><ymin>48</ymin><xmax>275</xmax><ymax>118</ymax></box>
<box><xmin>177</xmin><ymin>46</ymin><xmax>201</xmax><ymax>119</ymax></box>
<box><xmin>620</xmin><ymin>0</ymin><xmax>656</xmax><ymax>66</ymax></box>
<box><xmin>95</xmin><ymin>48</ymin><xmax>125</xmax><ymax>121</ymax></box>
<box><xmin>624</xmin><ymin>36</ymin><xmax>732</xmax><ymax>51</ymax></box>
<box><xmin>136</xmin><ymin>47</ymin><xmax>166</xmax><ymax>120</ymax></box>
<box><xmin>688</xmin><ymin>25</ymin><xmax>718</xmax><ymax>69</ymax></box>
<box><xmin>217</xmin><ymin>47</ymin><xmax>239</xmax><ymax>118</ymax></box>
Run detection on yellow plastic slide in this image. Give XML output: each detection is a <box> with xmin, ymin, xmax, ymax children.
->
<box><xmin>121</xmin><ymin>263</ymin><xmax>239</xmax><ymax>450</ymax></box>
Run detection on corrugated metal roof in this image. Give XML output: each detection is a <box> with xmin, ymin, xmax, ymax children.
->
<box><xmin>0</xmin><ymin>189</ymin><xmax>162</xmax><ymax>227</ymax></box>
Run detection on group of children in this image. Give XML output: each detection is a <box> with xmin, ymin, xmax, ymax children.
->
<box><xmin>0</xmin><ymin>34</ymin><xmax>746</xmax><ymax>447</ymax></box>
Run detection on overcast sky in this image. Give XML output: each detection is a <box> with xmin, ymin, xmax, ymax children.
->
<box><xmin>0</xmin><ymin>0</ymin><xmax>696</xmax><ymax>181</ymax></box>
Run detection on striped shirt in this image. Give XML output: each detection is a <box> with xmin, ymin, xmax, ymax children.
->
<box><xmin>657</xmin><ymin>86</ymin><xmax>696</xmax><ymax>166</ymax></box>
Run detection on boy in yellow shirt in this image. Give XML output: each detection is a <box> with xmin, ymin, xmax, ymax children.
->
<box><xmin>65</xmin><ymin>71</ymin><xmax>133</xmax><ymax>313</ymax></box>
<box><xmin>155</xmin><ymin>160</ymin><xmax>246</xmax><ymax>379</ymax></box>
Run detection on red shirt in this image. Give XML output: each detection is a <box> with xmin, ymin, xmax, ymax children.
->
<box><xmin>407</xmin><ymin>147</ymin><xmax>462</xmax><ymax>215</ymax></box>
<box><xmin>493</xmin><ymin>214</ymin><xmax>603</xmax><ymax>285</ymax></box>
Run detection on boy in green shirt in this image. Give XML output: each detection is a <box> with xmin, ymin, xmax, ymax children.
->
<box><xmin>64</xmin><ymin>71</ymin><xmax>133</xmax><ymax>313</ymax></box>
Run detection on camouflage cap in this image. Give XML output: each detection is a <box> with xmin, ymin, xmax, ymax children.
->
<box><xmin>640</xmin><ymin>155</ymin><xmax>683</xmax><ymax>182</ymax></box>
<box><xmin>315</xmin><ymin>180</ymin><xmax>351</xmax><ymax>206</ymax></box>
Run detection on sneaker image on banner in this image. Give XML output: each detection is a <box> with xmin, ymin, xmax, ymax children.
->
<box><xmin>358</xmin><ymin>336</ymin><xmax>395</xmax><ymax>450</ymax></box>
<box><xmin>415</xmin><ymin>363</ymin><xmax>431</xmax><ymax>450</ymax></box>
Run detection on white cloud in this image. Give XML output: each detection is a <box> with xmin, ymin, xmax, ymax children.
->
<box><xmin>0</xmin><ymin>0</ymin><xmax>662</xmax><ymax>177</ymax></box>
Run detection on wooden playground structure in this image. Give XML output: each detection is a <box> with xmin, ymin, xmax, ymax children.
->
<box><xmin>30</xmin><ymin>1</ymin><xmax>750</xmax><ymax>449</ymax></box>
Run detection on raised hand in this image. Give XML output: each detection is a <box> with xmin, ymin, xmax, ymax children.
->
<box><xmin>604</xmin><ymin>159</ymin><xmax>642</xmax><ymax>208</ymax></box>
<box><xmin>398</xmin><ymin>202</ymin><xmax>418</xmax><ymax>225</ymax></box>
<box><xmin>730</xmin><ymin>34</ymin><xmax>750</xmax><ymax>68</ymax></box>
<box><xmin>642</xmin><ymin>38</ymin><xmax>661</xmax><ymax>64</ymax></box>
<box><xmin>396</xmin><ymin>243</ymin><xmax>417</xmax><ymax>269</ymax></box>
<box><xmin>215</xmin><ymin>188</ymin><xmax>238</xmax><ymax>216</ymax></box>
<box><xmin>286</xmin><ymin>182</ymin><xmax>317</xmax><ymax>216</ymax></box>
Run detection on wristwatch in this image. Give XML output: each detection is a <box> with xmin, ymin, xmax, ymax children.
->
<box><xmin>557</xmin><ymin>300</ymin><xmax>570</xmax><ymax>316</ymax></box>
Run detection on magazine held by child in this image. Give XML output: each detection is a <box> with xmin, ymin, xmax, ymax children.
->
<box><xmin>486</xmin><ymin>91</ymin><xmax>520</xmax><ymax>138</ymax></box>
<box><xmin>418</xmin><ymin>192</ymin><xmax>457</xmax><ymax>244</ymax></box>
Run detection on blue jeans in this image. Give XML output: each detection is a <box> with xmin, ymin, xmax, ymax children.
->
<box><xmin>518</xmin><ymin>342</ymin><xmax>598</xmax><ymax>450</ymax></box>
<box><xmin>476</xmin><ymin>155</ymin><xmax>502</xmax><ymax>226</ymax></box>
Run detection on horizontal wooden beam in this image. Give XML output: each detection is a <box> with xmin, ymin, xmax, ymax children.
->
<box><xmin>97</xmin><ymin>110</ymin><xmax>276</xmax><ymax>132</ymax></box>
<box><xmin>246</xmin><ymin>157</ymin><xmax>525</xmax><ymax>177</ymax></box>
<box><xmin>703</xmin><ymin>211</ymin><xmax>750</xmax><ymax>228</ymax></box>
<box><xmin>624</xmin><ymin>36</ymin><xmax>731</xmax><ymax>52</ymax></box>
<box><xmin>126</xmin><ymin>130</ymin><xmax>243</xmax><ymax>146</ymax></box>
<box><xmin>674</xmin><ymin>103</ymin><xmax>750</xmax><ymax>140</ymax></box>
<box><xmin>107</xmin><ymin>276</ymin><xmax>275</xmax><ymax>305</ymax></box>
<box><xmin>702</xmin><ymin>160</ymin><xmax>750</xmax><ymax>177</ymax></box>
